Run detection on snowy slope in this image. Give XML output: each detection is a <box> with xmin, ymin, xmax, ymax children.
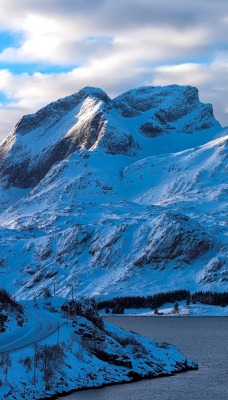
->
<box><xmin>0</xmin><ymin>85</ymin><xmax>227</xmax><ymax>300</ymax></box>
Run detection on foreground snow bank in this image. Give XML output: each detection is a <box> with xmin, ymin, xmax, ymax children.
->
<box><xmin>0</xmin><ymin>298</ymin><xmax>197</xmax><ymax>400</ymax></box>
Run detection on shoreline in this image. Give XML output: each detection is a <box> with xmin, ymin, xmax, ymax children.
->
<box><xmin>38</xmin><ymin>363</ymin><xmax>198</xmax><ymax>400</ymax></box>
<box><xmin>99</xmin><ymin>301</ymin><xmax>228</xmax><ymax>318</ymax></box>
<box><xmin>103</xmin><ymin>314</ymin><xmax>228</xmax><ymax>318</ymax></box>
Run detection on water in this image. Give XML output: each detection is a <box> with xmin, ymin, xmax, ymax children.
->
<box><xmin>57</xmin><ymin>317</ymin><xmax>228</xmax><ymax>400</ymax></box>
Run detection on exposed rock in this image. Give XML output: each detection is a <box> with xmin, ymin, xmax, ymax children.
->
<box><xmin>133</xmin><ymin>213</ymin><xmax>214</xmax><ymax>267</ymax></box>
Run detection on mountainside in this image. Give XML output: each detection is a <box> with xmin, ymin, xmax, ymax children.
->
<box><xmin>0</xmin><ymin>85</ymin><xmax>227</xmax><ymax>300</ymax></box>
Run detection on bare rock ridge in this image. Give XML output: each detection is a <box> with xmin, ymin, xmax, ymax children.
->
<box><xmin>0</xmin><ymin>84</ymin><xmax>227</xmax><ymax>299</ymax></box>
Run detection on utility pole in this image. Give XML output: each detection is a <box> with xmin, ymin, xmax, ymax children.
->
<box><xmin>33</xmin><ymin>343</ymin><xmax>37</xmax><ymax>384</ymax></box>
<box><xmin>5</xmin><ymin>352</ymin><xmax>9</xmax><ymax>386</ymax></box>
<box><xmin>74</xmin><ymin>300</ymin><xmax>76</xmax><ymax>324</ymax></box>
<box><xmin>71</xmin><ymin>285</ymin><xmax>74</xmax><ymax>304</ymax></box>
<box><xmin>71</xmin><ymin>285</ymin><xmax>74</xmax><ymax>322</ymax></box>
<box><xmin>94</xmin><ymin>296</ymin><xmax>97</xmax><ymax>312</ymax></box>
<box><xmin>57</xmin><ymin>322</ymin><xmax>60</xmax><ymax>344</ymax></box>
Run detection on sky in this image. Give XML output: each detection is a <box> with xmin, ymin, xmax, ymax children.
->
<box><xmin>0</xmin><ymin>0</ymin><xmax>227</xmax><ymax>140</ymax></box>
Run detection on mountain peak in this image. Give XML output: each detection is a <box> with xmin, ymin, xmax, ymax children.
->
<box><xmin>14</xmin><ymin>87</ymin><xmax>110</xmax><ymax>137</ymax></box>
<box><xmin>78</xmin><ymin>86</ymin><xmax>111</xmax><ymax>104</ymax></box>
<box><xmin>112</xmin><ymin>84</ymin><xmax>207</xmax><ymax>121</ymax></box>
<box><xmin>0</xmin><ymin>84</ymin><xmax>222</xmax><ymax>191</ymax></box>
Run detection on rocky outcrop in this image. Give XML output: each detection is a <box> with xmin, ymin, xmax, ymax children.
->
<box><xmin>197</xmin><ymin>256</ymin><xmax>228</xmax><ymax>284</ymax></box>
<box><xmin>111</xmin><ymin>85</ymin><xmax>220</xmax><ymax>136</ymax></box>
<box><xmin>133</xmin><ymin>213</ymin><xmax>214</xmax><ymax>267</ymax></box>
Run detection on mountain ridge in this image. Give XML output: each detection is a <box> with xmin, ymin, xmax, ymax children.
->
<box><xmin>0</xmin><ymin>84</ymin><xmax>227</xmax><ymax>300</ymax></box>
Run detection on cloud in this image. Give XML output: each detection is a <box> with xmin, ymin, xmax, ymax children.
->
<box><xmin>153</xmin><ymin>63</ymin><xmax>210</xmax><ymax>87</ymax></box>
<box><xmin>1</xmin><ymin>0</ymin><xmax>227</xmax><ymax>33</ymax></box>
<box><xmin>0</xmin><ymin>15</ymin><xmax>210</xmax><ymax>67</ymax></box>
<box><xmin>0</xmin><ymin>0</ymin><xmax>227</xmax><ymax>139</ymax></box>
<box><xmin>0</xmin><ymin>0</ymin><xmax>225</xmax><ymax>66</ymax></box>
<box><xmin>0</xmin><ymin>55</ymin><xmax>227</xmax><ymax>141</ymax></box>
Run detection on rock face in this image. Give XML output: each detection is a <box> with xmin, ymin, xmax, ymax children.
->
<box><xmin>0</xmin><ymin>84</ymin><xmax>227</xmax><ymax>299</ymax></box>
<box><xmin>111</xmin><ymin>85</ymin><xmax>215</xmax><ymax>134</ymax></box>
<box><xmin>133</xmin><ymin>213</ymin><xmax>214</xmax><ymax>267</ymax></box>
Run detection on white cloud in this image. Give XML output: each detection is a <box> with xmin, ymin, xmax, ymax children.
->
<box><xmin>0</xmin><ymin>0</ymin><xmax>227</xmax><ymax>138</ymax></box>
<box><xmin>0</xmin><ymin>56</ymin><xmax>227</xmax><ymax>141</ymax></box>
<box><xmin>153</xmin><ymin>64</ymin><xmax>210</xmax><ymax>87</ymax></box>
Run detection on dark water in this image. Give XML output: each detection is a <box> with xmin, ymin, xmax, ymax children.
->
<box><xmin>58</xmin><ymin>317</ymin><xmax>228</xmax><ymax>400</ymax></box>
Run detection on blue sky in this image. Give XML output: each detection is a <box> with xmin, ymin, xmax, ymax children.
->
<box><xmin>0</xmin><ymin>31</ymin><xmax>21</xmax><ymax>53</ymax></box>
<box><xmin>0</xmin><ymin>0</ymin><xmax>227</xmax><ymax>139</ymax></box>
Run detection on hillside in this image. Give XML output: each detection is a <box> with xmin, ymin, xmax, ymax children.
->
<box><xmin>0</xmin><ymin>297</ymin><xmax>197</xmax><ymax>400</ymax></box>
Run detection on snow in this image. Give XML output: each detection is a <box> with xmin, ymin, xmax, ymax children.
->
<box><xmin>0</xmin><ymin>301</ymin><xmax>64</xmax><ymax>352</ymax></box>
<box><xmin>0</xmin><ymin>84</ymin><xmax>226</xmax><ymax>301</ymax></box>
<box><xmin>0</xmin><ymin>298</ymin><xmax>197</xmax><ymax>400</ymax></box>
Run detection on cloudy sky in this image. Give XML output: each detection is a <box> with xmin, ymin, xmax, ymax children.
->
<box><xmin>0</xmin><ymin>0</ymin><xmax>227</xmax><ymax>139</ymax></box>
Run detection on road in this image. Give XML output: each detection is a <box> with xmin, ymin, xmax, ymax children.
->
<box><xmin>0</xmin><ymin>309</ymin><xmax>63</xmax><ymax>353</ymax></box>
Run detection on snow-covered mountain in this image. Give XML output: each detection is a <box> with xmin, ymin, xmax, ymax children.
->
<box><xmin>0</xmin><ymin>85</ymin><xmax>227</xmax><ymax>300</ymax></box>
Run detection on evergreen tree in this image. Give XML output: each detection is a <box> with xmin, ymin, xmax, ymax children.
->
<box><xmin>173</xmin><ymin>302</ymin><xmax>179</xmax><ymax>313</ymax></box>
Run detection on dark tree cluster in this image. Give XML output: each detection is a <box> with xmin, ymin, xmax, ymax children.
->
<box><xmin>0</xmin><ymin>289</ymin><xmax>25</xmax><ymax>331</ymax></box>
<box><xmin>191</xmin><ymin>291</ymin><xmax>228</xmax><ymax>307</ymax></box>
<box><xmin>61</xmin><ymin>299</ymin><xmax>104</xmax><ymax>330</ymax></box>
<box><xmin>0</xmin><ymin>313</ymin><xmax>7</xmax><ymax>333</ymax></box>
<box><xmin>0</xmin><ymin>289</ymin><xmax>23</xmax><ymax>312</ymax></box>
<box><xmin>97</xmin><ymin>290</ymin><xmax>190</xmax><ymax>313</ymax></box>
<box><xmin>97</xmin><ymin>290</ymin><xmax>228</xmax><ymax>313</ymax></box>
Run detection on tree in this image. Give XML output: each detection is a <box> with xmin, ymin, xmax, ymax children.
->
<box><xmin>36</xmin><ymin>343</ymin><xmax>64</xmax><ymax>386</ymax></box>
<box><xmin>112</xmin><ymin>304</ymin><xmax>125</xmax><ymax>314</ymax></box>
<box><xmin>173</xmin><ymin>302</ymin><xmax>179</xmax><ymax>314</ymax></box>
<box><xmin>43</xmin><ymin>287</ymin><xmax>52</xmax><ymax>298</ymax></box>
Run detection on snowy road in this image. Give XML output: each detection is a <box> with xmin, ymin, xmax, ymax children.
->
<box><xmin>0</xmin><ymin>310</ymin><xmax>62</xmax><ymax>353</ymax></box>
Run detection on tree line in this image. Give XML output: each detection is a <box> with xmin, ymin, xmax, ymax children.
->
<box><xmin>97</xmin><ymin>290</ymin><xmax>228</xmax><ymax>313</ymax></box>
<box><xmin>191</xmin><ymin>291</ymin><xmax>228</xmax><ymax>307</ymax></box>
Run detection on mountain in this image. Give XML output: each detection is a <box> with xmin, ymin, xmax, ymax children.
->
<box><xmin>0</xmin><ymin>85</ymin><xmax>227</xmax><ymax>300</ymax></box>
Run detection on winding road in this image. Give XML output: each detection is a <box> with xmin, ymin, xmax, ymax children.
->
<box><xmin>0</xmin><ymin>309</ymin><xmax>63</xmax><ymax>353</ymax></box>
